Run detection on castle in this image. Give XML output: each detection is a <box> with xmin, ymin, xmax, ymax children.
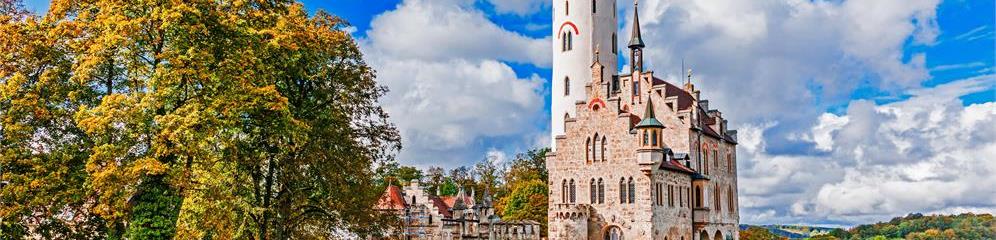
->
<box><xmin>547</xmin><ymin>0</ymin><xmax>741</xmax><ymax>239</ymax></box>
<box><xmin>375</xmin><ymin>182</ymin><xmax>541</xmax><ymax>239</ymax></box>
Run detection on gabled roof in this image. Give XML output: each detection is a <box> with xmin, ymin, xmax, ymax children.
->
<box><xmin>375</xmin><ymin>185</ymin><xmax>407</xmax><ymax>210</ymax></box>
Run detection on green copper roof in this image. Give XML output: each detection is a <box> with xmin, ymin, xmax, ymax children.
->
<box><xmin>635</xmin><ymin>98</ymin><xmax>664</xmax><ymax>129</ymax></box>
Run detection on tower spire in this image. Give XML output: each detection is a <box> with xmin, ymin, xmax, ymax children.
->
<box><xmin>629</xmin><ymin>0</ymin><xmax>645</xmax><ymax>73</ymax></box>
<box><xmin>628</xmin><ymin>1</ymin><xmax>645</xmax><ymax>48</ymax></box>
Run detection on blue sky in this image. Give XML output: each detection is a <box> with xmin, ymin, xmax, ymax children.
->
<box><xmin>22</xmin><ymin>0</ymin><xmax>996</xmax><ymax>226</ymax></box>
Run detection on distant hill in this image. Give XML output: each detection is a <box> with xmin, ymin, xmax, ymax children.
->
<box><xmin>740</xmin><ymin>224</ymin><xmax>840</xmax><ymax>239</ymax></box>
<box><xmin>741</xmin><ymin>213</ymin><xmax>994</xmax><ymax>240</ymax></box>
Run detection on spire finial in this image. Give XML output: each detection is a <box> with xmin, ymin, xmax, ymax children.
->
<box><xmin>628</xmin><ymin>0</ymin><xmax>645</xmax><ymax>49</ymax></box>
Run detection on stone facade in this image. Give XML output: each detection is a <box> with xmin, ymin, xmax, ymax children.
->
<box><xmin>375</xmin><ymin>182</ymin><xmax>541</xmax><ymax>240</ymax></box>
<box><xmin>547</xmin><ymin>1</ymin><xmax>740</xmax><ymax>240</ymax></box>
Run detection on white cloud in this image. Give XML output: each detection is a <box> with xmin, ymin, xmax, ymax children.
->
<box><xmin>366</xmin><ymin>0</ymin><xmax>550</xmax><ymax>66</ymax></box>
<box><xmin>484</xmin><ymin>0</ymin><xmax>549</xmax><ymax>16</ymax></box>
<box><xmin>736</xmin><ymin>75</ymin><xmax>996</xmax><ymax>225</ymax></box>
<box><xmin>628</xmin><ymin>0</ymin><xmax>940</xmax><ymax>127</ymax></box>
<box><xmin>360</xmin><ymin>0</ymin><xmax>550</xmax><ymax>168</ymax></box>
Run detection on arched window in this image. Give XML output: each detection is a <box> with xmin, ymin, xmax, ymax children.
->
<box><xmin>651</xmin><ymin>130</ymin><xmax>658</xmax><ymax>147</ymax></box>
<box><xmin>585</xmin><ymin>137</ymin><xmax>591</xmax><ymax>163</ymax></box>
<box><xmin>628</xmin><ymin>177</ymin><xmax>635</xmax><ymax>203</ymax></box>
<box><xmin>568</xmin><ymin>31</ymin><xmax>573</xmax><ymax>50</ymax></box>
<box><xmin>604</xmin><ymin>226</ymin><xmax>622</xmax><ymax>240</ymax></box>
<box><xmin>590</xmin><ymin>179</ymin><xmax>597</xmax><ymax>204</ymax></box>
<box><xmin>713</xmin><ymin>149</ymin><xmax>719</xmax><ymax>168</ymax></box>
<box><xmin>714</xmin><ymin>184</ymin><xmax>721</xmax><ymax>212</ymax></box>
<box><xmin>593</xmin><ymin>133</ymin><xmax>599</xmax><ymax>162</ymax></box>
<box><xmin>598</xmin><ymin>178</ymin><xmax>605</xmax><ymax>203</ymax></box>
<box><xmin>569</xmin><ymin>179</ymin><xmax>576</xmax><ymax>203</ymax></box>
<box><xmin>564</xmin><ymin>113</ymin><xmax>570</xmax><ymax>131</ymax></box>
<box><xmin>564</xmin><ymin>77</ymin><xmax>570</xmax><ymax>95</ymax></box>
<box><xmin>619</xmin><ymin>178</ymin><xmax>626</xmax><ymax>203</ymax></box>
<box><xmin>562</xmin><ymin>180</ymin><xmax>568</xmax><ymax>203</ymax></box>
<box><xmin>728</xmin><ymin>186</ymin><xmax>735</xmax><ymax>214</ymax></box>
<box><xmin>727</xmin><ymin>153</ymin><xmax>733</xmax><ymax>173</ymax></box>
<box><xmin>601</xmin><ymin>135</ymin><xmax>607</xmax><ymax>161</ymax></box>
<box><xmin>612</xmin><ymin>33</ymin><xmax>617</xmax><ymax>53</ymax></box>
<box><xmin>642</xmin><ymin>130</ymin><xmax>649</xmax><ymax>146</ymax></box>
<box><xmin>562</xmin><ymin>33</ymin><xmax>568</xmax><ymax>51</ymax></box>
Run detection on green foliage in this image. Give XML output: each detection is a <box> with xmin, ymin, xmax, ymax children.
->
<box><xmin>847</xmin><ymin>213</ymin><xmax>994</xmax><ymax>240</ymax></box>
<box><xmin>741</xmin><ymin>226</ymin><xmax>785</xmax><ymax>240</ymax></box>
<box><xmin>124</xmin><ymin>176</ymin><xmax>181</xmax><ymax>240</ymax></box>
<box><xmin>439</xmin><ymin>179</ymin><xmax>459</xmax><ymax>196</ymax></box>
<box><xmin>1</xmin><ymin>0</ymin><xmax>400</xmax><ymax>238</ymax></box>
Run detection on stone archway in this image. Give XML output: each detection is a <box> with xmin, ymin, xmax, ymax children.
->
<box><xmin>713</xmin><ymin>230</ymin><xmax>722</xmax><ymax>240</ymax></box>
<box><xmin>699</xmin><ymin>230</ymin><xmax>709</xmax><ymax>240</ymax></box>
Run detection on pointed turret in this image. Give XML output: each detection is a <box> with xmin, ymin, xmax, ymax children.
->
<box><xmin>628</xmin><ymin>1</ymin><xmax>645</xmax><ymax>49</ymax></box>
<box><xmin>628</xmin><ymin>1</ymin><xmax>646</xmax><ymax>73</ymax></box>
<box><xmin>635</xmin><ymin>98</ymin><xmax>665</xmax><ymax>129</ymax></box>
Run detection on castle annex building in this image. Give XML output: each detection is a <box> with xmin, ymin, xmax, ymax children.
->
<box><xmin>547</xmin><ymin>1</ymin><xmax>741</xmax><ymax>240</ymax></box>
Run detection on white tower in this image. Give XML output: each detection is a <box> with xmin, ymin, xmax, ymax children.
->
<box><xmin>551</xmin><ymin>0</ymin><xmax>619</xmax><ymax>149</ymax></box>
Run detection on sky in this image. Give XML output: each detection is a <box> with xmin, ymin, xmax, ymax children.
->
<box><xmin>22</xmin><ymin>0</ymin><xmax>996</xmax><ymax>227</ymax></box>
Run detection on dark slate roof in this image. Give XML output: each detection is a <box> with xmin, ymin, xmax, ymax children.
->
<box><xmin>628</xmin><ymin>2</ymin><xmax>645</xmax><ymax>48</ymax></box>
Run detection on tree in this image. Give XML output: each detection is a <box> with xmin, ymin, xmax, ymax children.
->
<box><xmin>741</xmin><ymin>226</ymin><xmax>782</xmax><ymax>240</ymax></box>
<box><xmin>2</xmin><ymin>0</ymin><xmax>400</xmax><ymax>238</ymax></box>
<box><xmin>424</xmin><ymin>166</ymin><xmax>445</xmax><ymax>194</ymax></box>
<box><xmin>473</xmin><ymin>154</ymin><xmax>505</xmax><ymax>198</ymax></box>
<box><xmin>496</xmin><ymin>180</ymin><xmax>548</xmax><ymax>234</ymax></box>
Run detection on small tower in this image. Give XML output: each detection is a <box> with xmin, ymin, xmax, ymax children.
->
<box><xmin>635</xmin><ymin>98</ymin><xmax>665</xmax><ymax>175</ymax></box>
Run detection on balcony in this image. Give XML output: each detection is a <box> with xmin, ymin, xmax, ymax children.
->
<box><xmin>692</xmin><ymin>207</ymin><xmax>710</xmax><ymax>224</ymax></box>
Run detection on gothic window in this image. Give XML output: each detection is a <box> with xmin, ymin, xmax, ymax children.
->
<box><xmin>651</xmin><ymin>130</ymin><xmax>658</xmax><ymax>147</ymax></box>
<box><xmin>562</xmin><ymin>180</ymin><xmax>568</xmax><ymax>203</ymax></box>
<box><xmin>585</xmin><ymin>137</ymin><xmax>591</xmax><ymax>163</ymax></box>
<box><xmin>714</xmin><ymin>184</ymin><xmax>721</xmax><ymax>212</ymax></box>
<box><xmin>727</xmin><ymin>153</ymin><xmax>733</xmax><ymax>173</ymax></box>
<box><xmin>619</xmin><ymin>178</ymin><xmax>626</xmax><ymax>203</ymax></box>
<box><xmin>728</xmin><ymin>186</ymin><xmax>735</xmax><ymax>214</ymax></box>
<box><xmin>627</xmin><ymin>177</ymin><xmax>635</xmax><ymax>204</ymax></box>
<box><xmin>562</xmin><ymin>33</ymin><xmax>568</xmax><ymax>51</ymax></box>
<box><xmin>713</xmin><ymin>149</ymin><xmax>719</xmax><ymax>168</ymax></box>
<box><xmin>564</xmin><ymin>113</ymin><xmax>570</xmax><ymax>131</ymax></box>
<box><xmin>669</xmin><ymin>185</ymin><xmax>674</xmax><ymax>207</ymax></box>
<box><xmin>568</xmin><ymin>31</ymin><xmax>573</xmax><ymax>50</ymax></box>
<box><xmin>598</xmin><ymin>178</ymin><xmax>605</xmax><ymax>203</ymax></box>
<box><xmin>601</xmin><ymin>135</ymin><xmax>607</xmax><ymax>161</ymax></box>
<box><xmin>565</xmin><ymin>77</ymin><xmax>570</xmax><ymax>95</ymax></box>
<box><xmin>569</xmin><ymin>179</ymin><xmax>576</xmax><ymax>203</ymax></box>
<box><xmin>604</xmin><ymin>226</ymin><xmax>622</xmax><ymax>240</ymax></box>
<box><xmin>565</xmin><ymin>1</ymin><xmax>569</xmax><ymax>15</ymax></box>
<box><xmin>612</xmin><ymin>33</ymin><xmax>617</xmax><ymax>54</ymax></box>
<box><xmin>642</xmin><ymin>130</ymin><xmax>649</xmax><ymax>146</ymax></box>
<box><xmin>592</xmin><ymin>0</ymin><xmax>596</xmax><ymax>13</ymax></box>
<box><xmin>590</xmin><ymin>179</ymin><xmax>597</xmax><ymax>203</ymax></box>
<box><xmin>593</xmin><ymin>133</ymin><xmax>599</xmax><ymax>162</ymax></box>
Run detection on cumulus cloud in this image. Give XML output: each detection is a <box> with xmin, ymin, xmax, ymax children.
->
<box><xmin>627</xmin><ymin>0</ymin><xmax>940</xmax><ymax>129</ymax></box>
<box><xmin>366</xmin><ymin>0</ymin><xmax>550</xmax><ymax>66</ymax></box>
<box><xmin>736</xmin><ymin>75</ymin><xmax>996</xmax><ymax>225</ymax></box>
<box><xmin>361</xmin><ymin>0</ymin><xmax>550</xmax><ymax>168</ymax></box>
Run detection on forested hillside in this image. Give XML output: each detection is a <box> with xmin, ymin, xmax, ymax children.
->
<box><xmin>741</xmin><ymin>213</ymin><xmax>994</xmax><ymax>240</ymax></box>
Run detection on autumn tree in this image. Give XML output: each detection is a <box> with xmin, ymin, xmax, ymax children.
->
<box><xmin>2</xmin><ymin>0</ymin><xmax>399</xmax><ymax>239</ymax></box>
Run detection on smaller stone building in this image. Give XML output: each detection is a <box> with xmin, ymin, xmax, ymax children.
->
<box><xmin>375</xmin><ymin>182</ymin><xmax>541</xmax><ymax>240</ymax></box>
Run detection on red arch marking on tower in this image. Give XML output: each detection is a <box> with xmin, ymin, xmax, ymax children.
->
<box><xmin>557</xmin><ymin>21</ymin><xmax>580</xmax><ymax>39</ymax></box>
<box><xmin>588</xmin><ymin>98</ymin><xmax>606</xmax><ymax>110</ymax></box>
